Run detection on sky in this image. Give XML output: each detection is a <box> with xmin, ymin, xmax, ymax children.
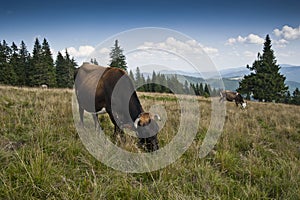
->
<box><xmin>1</xmin><ymin>0</ymin><xmax>300</xmax><ymax>72</ymax></box>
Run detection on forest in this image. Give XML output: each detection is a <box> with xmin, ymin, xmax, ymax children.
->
<box><xmin>0</xmin><ymin>38</ymin><xmax>220</xmax><ymax>97</ymax></box>
<box><xmin>0</xmin><ymin>37</ymin><xmax>299</xmax><ymax>104</ymax></box>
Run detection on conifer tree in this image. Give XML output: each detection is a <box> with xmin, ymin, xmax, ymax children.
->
<box><xmin>0</xmin><ymin>40</ymin><xmax>17</xmax><ymax>85</ymax></box>
<box><xmin>55</xmin><ymin>51</ymin><xmax>67</xmax><ymax>88</ymax></box>
<box><xmin>291</xmin><ymin>88</ymin><xmax>300</xmax><ymax>105</ymax></box>
<box><xmin>204</xmin><ymin>83</ymin><xmax>210</xmax><ymax>97</ymax></box>
<box><xmin>55</xmin><ymin>50</ymin><xmax>77</xmax><ymax>88</ymax></box>
<box><xmin>41</xmin><ymin>38</ymin><xmax>56</xmax><ymax>87</ymax></box>
<box><xmin>65</xmin><ymin>50</ymin><xmax>77</xmax><ymax>88</ymax></box>
<box><xmin>90</xmin><ymin>58</ymin><xmax>99</xmax><ymax>65</ymax></box>
<box><xmin>199</xmin><ymin>83</ymin><xmax>204</xmax><ymax>96</ymax></box>
<box><xmin>28</xmin><ymin>38</ymin><xmax>43</xmax><ymax>86</ymax></box>
<box><xmin>109</xmin><ymin>40</ymin><xmax>127</xmax><ymax>71</ymax></box>
<box><xmin>238</xmin><ymin>35</ymin><xmax>288</xmax><ymax>102</ymax></box>
<box><xmin>19</xmin><ymin>41</ymin><xmax>30</xmax><ymax>86</ymax></box>
<box><xmin>129</xmin><ymin>69</ymin><xmax>134</xmax><ymax>81</ymax></box>
<box><xmin>9</xmin><ymin>42</ymin><xmax>19</xmax><ymax>85</ymax></box>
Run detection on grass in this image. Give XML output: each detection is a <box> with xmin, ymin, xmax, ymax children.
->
<box><xmin>0</xmin><ymin>85</ymin><xmax>300</xmax><ymax>199</ymax></box>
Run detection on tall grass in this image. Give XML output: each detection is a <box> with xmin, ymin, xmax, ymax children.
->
<box><xmin>0</xmin><ymin>86</ymin><xmax>299</xmax><ymax>199</ymax></box>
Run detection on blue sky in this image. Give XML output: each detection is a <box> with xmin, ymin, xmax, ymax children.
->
<box><xmin>1</xmin><ymin>0</ymin><xmax>300</xmax><ymax>70</ymax></box>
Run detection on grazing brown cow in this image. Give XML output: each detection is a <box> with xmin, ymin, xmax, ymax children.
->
<box><xmin>74</xmin><ymin>63</ymin><xmax>160</xmax><ymax>152</ymax></box>
<box><xmin>220</xmin><ymin>90</ymin><xmax>247</xmax><ymax>108</ymax></box>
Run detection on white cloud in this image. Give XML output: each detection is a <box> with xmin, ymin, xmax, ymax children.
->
<box><xmin>273</xmin><ymin>39</ymin><xmax>289</xmax><ymax>48</ymax></box>
<box><xmin>202</xmin><ymin>46</ymin><xmax>219</xmax><ymax>55</ymax></box>
<box><xmin>138</xmin><ymin>37</ymin><xmax>218</xmax><ymax>56</ymax></box>
<box><xmin>274</xmin><ymin>25</ymin><xmax>300</xmax><ymax>40</ymax></box>
<box><xmin>226</xmin><ymin>34</ymin><xmax>264</xmax><ymax>45</ymax></box>
<box><xmin>65</xmin><ymin>45</ymin><xmax>95</xmax><ymax>58</ymax></box>
<box><xmin>99</xmin><ymin>47</ymin><xmax>110</xmax><ymax>54</ymax></box>
<box><xmin>243</xmin><ymin>51</ymin><xmax>256</xmax><ymax>57</ymax></box>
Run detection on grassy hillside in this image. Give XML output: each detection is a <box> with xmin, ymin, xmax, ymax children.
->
<box><xmin>0</xmin><ymin>86</ymin><xmax>300</xmax><ymax>199</ymax></box>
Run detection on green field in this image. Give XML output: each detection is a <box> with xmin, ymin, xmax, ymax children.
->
<box><xmin>1</xmin><ymin>86</ymin><xmax>300</xmax><ymax>199</ymax></box>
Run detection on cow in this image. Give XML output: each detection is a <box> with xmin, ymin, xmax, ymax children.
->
<box><xmin>220</xmin><ymin>90</ymin><xmax>247</xmax><ymax>109</ymax></box>
<box><xmin>74</xmin><ymin>63</ymin><xmax>160</xmax><ymax>152</ymax></box>
<box><xmin>41</xmin><ymin>84</ymin><xmax>48</xmax><ymax>89</ymax></box>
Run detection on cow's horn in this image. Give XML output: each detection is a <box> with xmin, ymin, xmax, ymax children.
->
<box><xmin>153</xmin><ymin>114</ymin><xmax>161</xmax><ymax>121</ymax></box>
<box><xmin>134</xmin><ymin>117</ymin><xmax>140</xmax><ymax>129</ymax></box>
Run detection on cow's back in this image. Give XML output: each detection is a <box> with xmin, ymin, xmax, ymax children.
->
<box><xmin>75</xmin><ymin>63</ymin><xmax>108</xmax><ymax>112</ymax></box>
<box><xmin>99</xmin><ymin>67</ymin><xmax>143</xmax><ymax>123</ymax></box>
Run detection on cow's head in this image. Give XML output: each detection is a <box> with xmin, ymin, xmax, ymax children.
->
<box><xmin>235</xmin><ymin>94</ymin><xmax>247</xmax><ymax>109</ymax></box>
<box><xmin>242</xmin><ymin>102</ymin><xmax>247</xmax><ymax>109</ymax></box>
<box><xmin>134</xmin><ymin>112</ymin><xmax>160</xmax><ymax>152</ymax></box>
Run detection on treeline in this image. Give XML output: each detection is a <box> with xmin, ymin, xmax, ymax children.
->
<box><xmin>0</xmin><ymin>38</ymin><xmax>76</xmax><ymax>88</ymax></box>
<box><xmin>128</xmin><ymin>67</ymin><xmax>221</xmax><ymax>97</ymax></box>
<box><xmin>285</xmin><ymin>88</ymin><xmax>300</xmax><ymax>105</ymax></box>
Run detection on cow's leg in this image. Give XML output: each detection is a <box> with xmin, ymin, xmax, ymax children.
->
<box><xmin>92</xmin><ymin>113</ymin><xmax>99</xmax><ymax>130</ymax></box>
<box><xmin>220</xmin><ymin>92</ymin><xmax>225</xmax><ymax>103</ymax></box>
<box><xmin>106</xmin><ymin>108</ymin><xmax>126</xmax><ymax>143</ymax></box>
<box><xmin>113</xmin><ymin>125</ymin><xmax>126</xmax><ymax>143</ymax></box>
<box><xmin>219</xmin><ymin>96</ymin><xmax>224</xmax><ymax>102</ymax></box>
<box><xmin>79</xmin><ymin>106</ymin><xmax>84</xmax><ymax>127</ymax></box>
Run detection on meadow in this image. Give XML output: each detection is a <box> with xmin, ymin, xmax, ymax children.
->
<box><xmin>0</xmin><ymin>85</ymin><xmax>299</xmax><ymax>199</ymax></box>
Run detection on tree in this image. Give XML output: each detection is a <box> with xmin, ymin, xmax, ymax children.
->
<box><xmin>41</xmin><ymin>38</ymin><xmax>56</xmax><ymax>87</ymax></box>
<box><xmin>18</xmin><ymin>41</ymin><xmax>30</xmax><ymax>86</ymax></box>
<box><xmin>204</xmin><ymin>83</ymin><xmax>210</xmax><ymax>97</ymax></box>
<box><xmin>66</xmin><ymin>52</ymin><xmax>77</xmax><ymax>88</ymax></box>
<box><xmin>56</xmin><ymin>49</ymin><xmax>77</xmax><ymax>88</ymax></box>
<box><xmin>55</xmin><ymin>51</ymin><xmax>67</xmax><ymax>88</ymax></box>
<box><xmin>90</xmin><ymin>58</ymin><xmax>99</xmax><ymax>65</ymax></box>
<box><xmin>291</xmin><ymin>88</ymin><xmax>300</xmax><ymax>105</ymax></box>
<box><xmin>0</xmin><ymin>40</ymin><xmax>17</xmax><ymax>85</ymax></box>
<box><xmin>28</xmin><ymin>38</ymin><xmax>43</xmax><ymax>86</ymax></box>
<box><xmin>9</xmin><ymin>42</ymin><xmax>19</xmax><ymax>86</ymax></box>
<box><xmin>129</xmin><ymin>69</ymin><xmax>134</xmax><ymax>81</ymax></box>
<box><xmin>238</xmin><ymin>35</ymin><xmax>288</xmax><ymax>102</ymax></box>
<box><xmin>28</xmin><ymin>38</ymin><xmax>56</xmax><ymax>87</ymax></box>
<box><xmin>109</xmin><ymin>40</ymin><xmax>127</xmax><ymax>71</ymax></box>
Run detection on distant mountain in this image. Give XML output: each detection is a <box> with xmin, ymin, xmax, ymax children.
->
<box><xmin>218</xmin><ymin>67</ymin><xmax>250</xmax><ymax>79</ymax></box>
<box><xmin>286</xmin><ymin>81</ymin><xmax>300</xmax><ymax>94</ymax></box>
<box><xmin>218</xmin><ymin>64</ymin><xmax>300</xmax><ymax>83</ymax></box>
<box><xmin>159</xmin><ymin>70</ymin><xmax>202</xmax><ymax>78</ymax></box>
<box><xmin>147</xmin><ymin>64</ymin><xmax>300</xmax><ymax>93</ymax></box>
<box><xmin>279</xmin><ymin>65</ymin><xmax>300</xmax><ymax>83</ymax></box>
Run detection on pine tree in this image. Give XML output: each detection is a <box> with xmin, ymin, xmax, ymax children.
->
<box><xmin>199</xmin><ymin>83</ymin><xmax>204</xmax><ymax>96</ymax></box>
<box><xmin>0</xmin><ymin>40</ymin><xmax>17</xmax><ymax>85</ymax></box>
<box><xmin>19</xmin><ymin>41</ymin><xmax>30</xmax><ymax>86</ymax></box>
<box><xmin>291</xmin><ymin>88</ymin><xmax>300</xmax><ymax>105</ymax></box>
<box><xmin>184</xmin><ymin>80</ymin><xmax>189</xmax><ymax>94</ymax></box>
<box><xmin>204</xmin><ymin>83</ymin><xmax>210</xmax><ymax>97</ymax></box>
<box><xmin>55</xmin><ymin>51</ymin><xmax>67</xmax><ymax>88</ymax></box>
<box><xmin>9</xmin><ymin>42</ymin><xmax>19</xmax><ymax>85</ymax></box>
<box><xmin>65</xmin><ymin>50</ymin><xmax>77</xmax><ymax>88</ymax></box>
<box><xmin>135</xmin><ymin>67</ymin><xmax>147</xmax><ymax>91</ymax></box>
<box><xmin>41</xmin><ymin>38</ymin><xmax>56</xmax><ymax>87</ymax></box>
<box><xmin>90</xmin><ymin>58</ymin><xmax>99</xmax><ymax>65</ymax></box>
<box><xmin>109</xmin><ymin>40</ymin><xmax>127</xmax><ymax>71</ymax></box>
<box><xmin>129</xmin><ymin>69</ymin><xmax>134</xmax><ymax>82</ymax></box>
<box><xmin>55</xmin><ymin>50</ymin><xmax>77</xmax><ymax>88</ymax></box>
<box><xmin>238</xmin><ymin>35</ymin><xmax>288</xmax><ymax>102</ymax></box>
<box><xmin>28</xmin><ymin>38</ymin><xmax>43</xmax><ymax>86</ymax></box>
